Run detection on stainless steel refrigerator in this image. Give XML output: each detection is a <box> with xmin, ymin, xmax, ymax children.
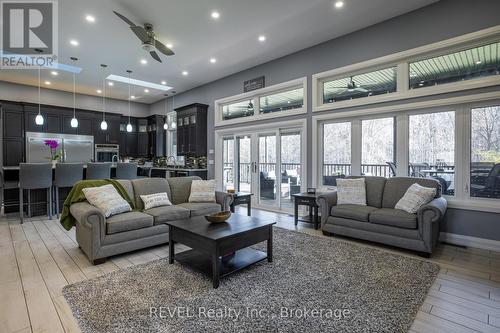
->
<box><xmin>26</xmin><ymin>132</ymin><xmax>94</xmax><ymax>163</ymax></box>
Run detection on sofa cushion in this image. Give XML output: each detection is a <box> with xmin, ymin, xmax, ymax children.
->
<box><xmin>382</xmin><ymin>177</ymin><xmax>440</xmax><ymax>208</ymax></box>
<box><xmin>395</xmin><ymin>183</ymin><xmax>437</xmax><ymax>213</ymax></box>
<box><xmin>177</xmin><ymin>202</ymin><xmax>221</xmax><ymax>216</ymax></box>
<box><xmin>369</xmin><ymin>208</ymin><xmax>417</xmax><ymax>229</ymax></box>
<box><xmin>82</xmin><ymin>184</ymin><xmax>131</xmax><ymax>217</ymax></box>
<box><xmin>336</xmin><ymin>178</ymin><xmax>367</xmax><ymax>206</ymax></box>
<box><xmin>330</xmin><ymin>204</ymin><xmax>378</xmax><ymax>222</ymax></box>
<box><xmin>131</xmin><ymin>178</ymin><xmax>171</xmax><ymax>210</ymax></box>
<box><xmin>144</xmin><ymin>205</ymin><xmax>190</xmax><ymax>225</ymax></box>
<box><xmin>106</xmin><ymin>211</ymin><xmax>153</xmax><ymax>234</ymax></box>
<box><xmin>188</xmin><ymin>179</ymin><xmax>216</xmax><ymax>203</ymax></box>
<box><xmin>167</xmin><ymin>176</ymin><xmax>201</xmax><ymax>204</ymax></box>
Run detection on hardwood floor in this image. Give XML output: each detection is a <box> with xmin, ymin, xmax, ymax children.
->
<box><xmin>1</xmin><ymin>208</ymin><xmax>500</xmax><ymax>333</ymax></box>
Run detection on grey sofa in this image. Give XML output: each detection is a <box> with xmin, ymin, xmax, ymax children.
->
<box><xmin>317</xmin><ymin>176</ymin><xmax>447</xmax><ymax>256</ymax></box>
<box><xmin>70</xmin><ymin>176</ymin><xmax>233</xmax><ymax>264</ymax></box>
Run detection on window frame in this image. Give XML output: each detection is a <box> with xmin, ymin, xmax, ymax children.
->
<box><xmin>312</xmin><ymin>26</ymin><xmax>500</xmax><ymax>112</ymax></box>
<box><xmin>214</xmin><ymin>77</ymin><xmax>307</xmax><ymax>127</ymax></box>
<box><xmin>312</xmin><ymin>99</ymin><xmax>500</xmax><ymax>213</ymax></box>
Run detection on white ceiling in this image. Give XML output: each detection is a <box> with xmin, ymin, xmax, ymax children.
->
<box><xmin>0</xmin><ymin>0</ymin><xmax>438</xmax><ymax>104</ymax></box>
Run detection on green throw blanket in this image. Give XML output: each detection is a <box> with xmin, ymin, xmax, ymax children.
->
<box><xmin>60</xmin><ymin>179</ymin><xmax>134</xmax><ymax>231</ymax></box>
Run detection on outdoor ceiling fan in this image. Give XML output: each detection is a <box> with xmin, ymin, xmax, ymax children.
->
<box><xmin>113</xmin><ymin>11</ymin><xmax>174</xmax><ymax>63</ymax></box>
<box><xmin>330</xmin><ymin>76</ymin><xmax>370</xmax><ymax>94</ymax></box>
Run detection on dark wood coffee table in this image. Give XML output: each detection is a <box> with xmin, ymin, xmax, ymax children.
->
<box><xmin>166</xmin><ymin>215</ymin><xmax>275</xmax><ymax>288</ymax></box>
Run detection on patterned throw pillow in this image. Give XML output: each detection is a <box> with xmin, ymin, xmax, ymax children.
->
<box><xmin>188</xmin><ymin>180</ymin><xmax>216</xmax><ymax>203</ymax></box>
<box><xmin>395</xmin><ymin>183</ymin><xmax>437</xmax><ymax>214</ymax></box>
<box><xmin>82</xmin><ymin>184</ymin><xmax>131</xmax><ymax>217</ymax></box>
<box><xmin>336</xmin><ymin>178</ymin><xmax>367</xmax><ymax>206</ymax></box>
<box><xmin>140</xmin><ymin>192</ymin><xmax>172</xmax><ymax>210</ymax></box>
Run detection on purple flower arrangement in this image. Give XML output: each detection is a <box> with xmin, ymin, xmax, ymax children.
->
<box><xmin>44</xmin><ymin>139</ymin><xmax>61</xmax><ymax>161</ymax></box>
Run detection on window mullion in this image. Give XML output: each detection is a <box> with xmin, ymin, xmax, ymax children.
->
<box><xmin>396</xmin><ymin>114</ymin><xmax>409</xmax><ymax>176</ymax></box>
<box><xmin>351</xmin><ymin>119</ymin><xmax>362</xmax><ymax>176</ymax></box>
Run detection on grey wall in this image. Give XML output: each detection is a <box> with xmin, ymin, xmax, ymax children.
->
<box><xmin>150</xmin><ymin>0</ymin><xmax>500</xmax><ymax>241</ymax></box>
<box><xmin>0</xmin><ymin>81</ymin><xmax>150</xmax><ymax>117</ymax></box>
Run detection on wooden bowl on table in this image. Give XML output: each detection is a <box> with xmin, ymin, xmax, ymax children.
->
<box><xmin>205</xmin><ymin>211</ymin><xmax>231</xmax><ymax>223</ymax></box>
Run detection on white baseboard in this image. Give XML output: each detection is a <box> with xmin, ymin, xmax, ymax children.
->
<box><xmin>439</xmin><ymin>232</ymin><xmax>500</xmax><ymax>252</ymax></box>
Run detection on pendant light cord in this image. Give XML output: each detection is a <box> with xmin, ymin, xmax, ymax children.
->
<box><xmin>38</xmin><ymin>67</ymin><xmax>41</xmax><ymax>115</ymax></box>
<box><xmin>73</xmin><ymin>72</ymin><xmax>76</xmax><ymax>117</ymax></box>
<box><xmin>102</xmin><ymin>67</ymin><xmax>106</xmax><ymax>121</ymax></box>
<box><xmin>128</xmin><ymin>71</ymin><xmax>131</xmax><ymax>122</ymax></box>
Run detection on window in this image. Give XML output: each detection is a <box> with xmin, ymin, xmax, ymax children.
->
<box><xmin>222</xmin><ymin>99</ymin><xmax>254</xmax><ymax>120</ymax></box>
<box><xmin>362</xmin><ymin>117</ymin><xmax>395</xmax><ymax>177</ymax></box>
<box><xmin>166</xmin><ymin>112</ymin><xmax>177</xmax><ymax>158</ymax></box>
<box><xmin>410</xmin><ymin>41</ymin><xmax>500</xmax><ymax>89</ymax></box>
<box><xmin>322</xmin><ymin>122</ymin><xmax>351</xmax><ymax>185</ymax></box>
<box><xmin>409</xmin><ymin>111</ymin><xmax>455</xmax><ymax>195</ymax></box>
<box><xmin>259</xmin><ymin>87</ymin><xmax>304</xmax><ymax>114</ymax></box>
<box><xmin>470</xmin><ymin>105</ymin><xmax>500</xmax><ymax>199</ymax></box>
<box><xmin>323</xmin><ymin>67</ymin><xmax>397</xmax><ymax>104</ymax></box>
<box><xmin>215</xmin><ymin>77</ymin><xmax>307</xmax><ymax>126</ymax></box>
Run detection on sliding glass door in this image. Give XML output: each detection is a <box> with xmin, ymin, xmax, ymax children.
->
<box><xmin>220</xmin><ymin>126</ymin><xmax>303</xmax><ymax>212</ymax></box>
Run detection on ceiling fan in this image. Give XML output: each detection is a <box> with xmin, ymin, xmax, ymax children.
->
<box><xmin>330</xmin><ymin>76</ymin><xmax>370</xmax><ymax>94</ymax></box>
<box><xmin>113</xmin><ymin>11</ymin><xmax>174</xmax><ymax>63</ymax></box>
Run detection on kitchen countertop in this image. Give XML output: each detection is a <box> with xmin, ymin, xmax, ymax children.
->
<box><xmin>2</xmin><ymin>165</ymin><xmax>208</xmax><ymax>172</ymax></box>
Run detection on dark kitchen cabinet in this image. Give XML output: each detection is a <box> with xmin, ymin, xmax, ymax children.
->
<box><xmin>3</xmin><ymin>139</ymin><xmax>24</xmax><ymax>166</ymax></box>
<box><xmin>63</xmin><ymin>116</ymin><xmax>78</xmax><ymax>135</ymax></box>
<box><xmin>137</xmin><ymin>133</ymin><xmax>148</xmax><ymax>157</ymax></box>
<box><xmin>46</xmin><ymin>114</ymin><xmax>62</xmax><ymax>133</ymax></box>
<box><xmin>126</xmin><ymin>132</ymin><xmax>138</xmax><ymax>156</ymax></box>
<box><xmin>175</xmin><ymin>103</ymin><xmax>207</xmax><ymax>156</ymax></box>
<box><xmin>93</xmin><ymin>116</ymin><xmax>120</xmax><ymax>144</ymax></box>
<box><xmin>2</xmin><ymin>104</ymin><xmax>24</xmax><ymax>165</ymax></box>
<box><xmin>78</xmin><ymin>118</ymin><xmax>93</xmax><ymax>136</ymax></box>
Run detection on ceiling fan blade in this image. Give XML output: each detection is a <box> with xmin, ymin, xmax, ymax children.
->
<box><xmin>334</xmin><ymin>88</ymin><xmax>348</xmax><ymax>95</ymax></box>
<box><xmin>130</xmin><ymin>26</ymin><xmax>149</xmax><ymax>43</ymax></box>
<box><xmin>150</xmin><ymin>51</ymin><xmax>162</xmax><ymax>63</ymax></box>
<box><xmin>154</xmin><ymin>39</ymin><xmax>174</xmax><ymax>56</ymax></box>
<box><xmin>113</xmin><ymin>11</ymin><xmax>136</xmax><ymax>26</ymax></box>
<box><xmin>354</xmin><ymin>87</ymin><xmax>369</xmax><ymax>93</ymax></box>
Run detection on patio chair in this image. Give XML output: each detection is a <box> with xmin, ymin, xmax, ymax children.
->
<box><xmin>387</xmin><ymin>162</ymin><xmax>397</xmax><ymax>177</ymax></box>
<box><xmin>470</xmin><ymin>163</ymin><xmax>500</xmax><ymax>198</ymax></box>
<box><xmin>409</xmin><ymin>162</ymin><xmax>429</xmax><ymax>177</ymax></box>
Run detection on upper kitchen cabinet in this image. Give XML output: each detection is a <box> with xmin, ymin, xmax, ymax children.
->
<box><xmin>175</xmin><ymin>103</ymin><xmax>208</xmax><ymax>156</ymax></box>
<box><xmin>92</xmin><ymin>114</ymin><xmax>121</xmax><ymax>144</ymax></box>
<box><xmin>2</xmin><ymin>102</ymin><xmax>24</xmax><ymax>165</ymax></box>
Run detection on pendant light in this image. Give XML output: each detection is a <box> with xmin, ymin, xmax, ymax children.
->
<box><xmin>126</xmin><ymin>70</ymin><xmax>133</xmax><ymax>132</ymax></box>
<box><xmin>70</xmin><ymin>57</ymin><xmax>78</xmax><ymax>128</ymax></box>
<box><xmin>100</xmin><ymin>64</ymin><xmax>108</xmax><ymax>130</ymax></box>
<box><xmin>171</xmin><ymin>91</ymin><xmax>177</xmax><ymax>129</ymax></box>
<box><xmin>35</xmin><ymin>66</ymin><xmax>44</xmax><ymax>125</ymax></box>
<box><xmin>163</xmin><ymin>94</ymin><xmax>169</xmax><ymax>130</ymax></box>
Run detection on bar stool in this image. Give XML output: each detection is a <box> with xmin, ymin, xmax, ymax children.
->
<box><xmin>19</xmin><ymin>163</ymin><xmax>53</xmax><ymax>223</ymax></box>
<box><xmin>54</xmin><ymin>163</ymin><xmax>84</xmax><ymax>218</ymax></box>
<box><xmin>0</xmin><ymin>171</ymin><xmax>19</xmax><ymax>214</ymax></box>
<box><xmin>86</xmin><ymin>163</ymin><xmax>111</xmax><ymax>180</ymax></box>
<box><xmin>115</xmin><ymin>163</ymin><xmax>138</xmax><ymax>179</ymax></box>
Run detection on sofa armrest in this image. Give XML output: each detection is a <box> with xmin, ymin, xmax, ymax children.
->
<box><xmin>216</xmin><ymin>191</ymin><xmax>233</xmax><ymax>211</ymax></box>
<box><xmin>417</xmin><ymin>197</ymin><xmax>447</xmax><ymax>223</ymax></box>
<box><xmin>417</xmin><ymin>197</ymin><xmax>447</xmax><ymax>253</ymax></box>
<box><xmin>316</xmin><ymin>191</ymin><xmax>338</xmax><ymax>226</ymax></box>
<box><xmin>70</xmin><ymin>202</ymin><xmax>106</xmax><ymax>260</ymax></box>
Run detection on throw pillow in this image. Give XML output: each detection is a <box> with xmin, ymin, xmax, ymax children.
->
<box><xmin>395</xmin><ymin>183</ymin><xmax>437</xmax><ymax>214</ymax></box>
<box><xmin>336</xmin><ymin>178</ymin><xmax>367</xmax><ymax>206</ymax></box>
<box><xmin>82</xmin><ymin>184</ymin><xmax>131</xmax><ymax>217</ymax></box>
<box><xmin>188</xmin><ymin>180</ymin><xmax>216</xmax><ymax>203</ymax></box>
<box><xmin>140</xmin><ymin>192</ymin><xmax>172</xmax><ymax>210</ymax></box>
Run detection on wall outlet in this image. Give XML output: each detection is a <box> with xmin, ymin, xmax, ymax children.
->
<box><xmin>209</xmin><ymin>149</ymin><xmax>214</xmax><ymax>154</ymax></box>
<box><xmin>208</xmin><ymin>160</ymin><xmax>214</xmax><ymax>165</ymax></box>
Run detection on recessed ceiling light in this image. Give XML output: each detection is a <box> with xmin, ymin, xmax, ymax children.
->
<box><xmin>166</xmin><ymin>43</ymin><xmax>173</xmax><ymax>48</ymax></box>
<box><xmin>140</xmin><ymin>59</ymin><xmax>148</xmax><ymax>65</ymax></box>
<box><xmin>97</xmin><ymin>89</ymin><xmax>102</xmax><ymax>93</ymax></box>
<box><xmin>161</xmin><ymin>80</ymin><xmax>167</xmax><ymax>85</ymax></box>
<box><xmin>211</xmin><ymin>11</ymin><xmax>220</xmax><ymax>19</ymax></box>
<box><xmin>210</xmin><ymin>58</ymin><xmax>217</xmax><ymax>64</ymax></box>
<box><xmin>475</xmin><ymin>60</ymin><xmax>482</xmax><ymax>65</ymax></box>
<box><xmin>85</xmin><ymin>15</ymin><xmax>95</xmax><ymax>23</ymax></box>
<box><xmin>258</xmin><ymin>35</ymin><xmax>266</xmax><ymax>42</ymax></box>
<box><xmin>144</xmin><ymin>89</ymin><xmax>149</xmax><ymax>93</ymax></box>
<box><xmin>69</xmin><ymin>39</ymin><xmax>79</xmax><ymax>46</ymax></box>
<box><xmin>108</xmin><ymin>81</ymin><xmax>114</xmax><ymax>86</ymax></box>
<box><xmin>182</xmin><ymin>70</ymin><xmax>188</xmax><ymax>76</ymax></box>
<box><xmin>44</xmin><ymin>81</ymin><xmax>51</xmax><ymax>85</ymax></box>
<box><xmin>131</xmin><ymin>95</ymin><xmax>136</xmax><ymax>99</ymax></box>
<box><xmin>334</xmin><ymin>1</ymin><xmax>344</xmax><ymax>8</ymax></box>
<box><xmin>50</xmin><ymin>71</ymin><xmax>58</xmax><ymax>76</ymax></box>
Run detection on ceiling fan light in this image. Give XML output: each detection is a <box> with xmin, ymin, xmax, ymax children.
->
<box><xmin>35</xmin><ymin>114</ymin><xmax>44</xmax><ymax>125</ymax></box>
<box><xmin>100</xmin><ymin>120</ymin><xmax>108</xmax><ymax>130</ymax></box>
<box><xmin>70</xmin><ymin>117</ymin><xmax>78</xmax><ymax>128</ymax></box>
<box><xmin>126</xmin><ymin>123</ymin><xmax>133</xmax><ymax>132</ymax></box>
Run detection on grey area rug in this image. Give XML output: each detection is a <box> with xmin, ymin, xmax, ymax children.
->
<box><xmin>63</xmin><ymin>228</ymin><xmax>439</xmax><ymax>333</ymax></box>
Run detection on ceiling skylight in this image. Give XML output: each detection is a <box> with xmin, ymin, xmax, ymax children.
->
<box><xmin>106</xmin><ymin>74</ymin><xmax>173</xmax><ymax>91</ymax></box>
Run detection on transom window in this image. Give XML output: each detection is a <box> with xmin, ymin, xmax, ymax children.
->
<box><xmin>410</xmin><ymin>41</ymin><xmax>500</xmax><ymax>89</ymax></box>
<box><xmin>222</xmin><ymin>99</ymin><xmax>255</xmax><ymax>121</ymax></box>
<box><xmin>259</xmin><ymin>87</ymin><xmax>304</xmax><ymax>114</ymax></box>
<box><xmin>323</xmin><ymin>67</ymin><xmax>397</xmax><ymax>104</ymax></box>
